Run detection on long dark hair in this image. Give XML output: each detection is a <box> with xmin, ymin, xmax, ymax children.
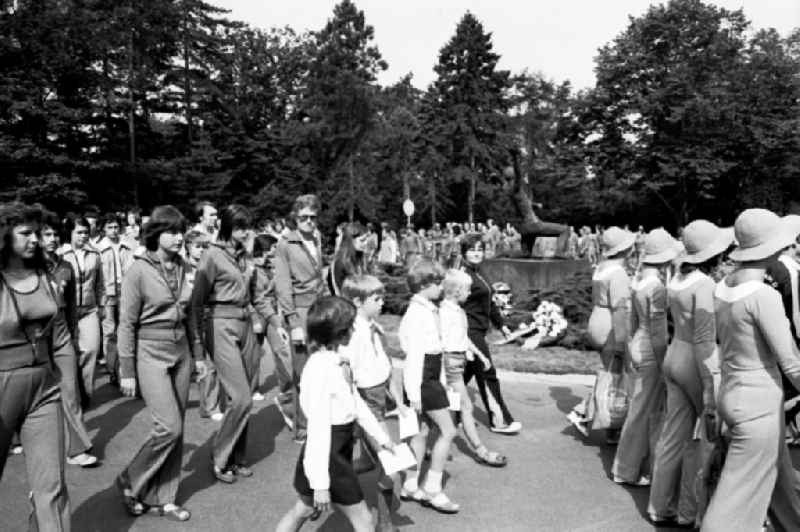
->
<box><xmin>218</xmin><ymin>204</ymin><xmax>252</xmax><ymax>242</ymax></box>
<box><xmin>330</xmin><ymin>222</ymin><xmax>366</xmax><ymax>294</ymax></box>
<box><xmin>0</xmin><ymin>202</ymin><xmax>47</xmax><ymax>270</ymax></box>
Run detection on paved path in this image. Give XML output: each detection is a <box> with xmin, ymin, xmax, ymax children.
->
<box><xmin>2</xmin><ymin>361</ymin><xmax>689</xmax><ymax>532</ymax></box>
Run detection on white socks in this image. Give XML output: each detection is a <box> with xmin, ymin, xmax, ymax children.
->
<box><xmin>403</xmin><ymin>474</ymin><xmax>419</xmax><ymax>493</ymax></box>
<box><xmin>423</xmin><ymin>470</ymin><xmax>443</xmax><ymax>494</ymax></box>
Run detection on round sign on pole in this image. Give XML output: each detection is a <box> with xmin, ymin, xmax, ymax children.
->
<box><xmin>402</xmin><ymin>199</ymin><xmax>415</xmax><ymax>217</ymax></box>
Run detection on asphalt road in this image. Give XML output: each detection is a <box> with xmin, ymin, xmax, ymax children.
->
<box><xmin>1</xmin><ymin>361</ymin><xmax>691</xmax><ymax>532</ymax></box>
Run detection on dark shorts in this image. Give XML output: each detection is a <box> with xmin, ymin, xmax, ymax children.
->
<box><xmin>293</xmin><ymin>422</ymin><xmax>363</xmax><ymax>505</ymax></box>
<box><xmin>421</xmin><ymin>353</ymin><xmax>449</xmax><ymax>412</ymax></box>
<box><xmin>357</xmin><ymin>380</ymin><xmax>395</xmax><ymax>420</ymax></box>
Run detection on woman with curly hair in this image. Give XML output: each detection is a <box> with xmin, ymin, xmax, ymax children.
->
<box><xmin>0</xmin><ymin>202</ymin><xmax>72</xmax><ymax>531</ymax></box>
<box><xmin>116</xmin><ymin>205</ymin><xmax>207</xmax><ymax>521</ymax></box>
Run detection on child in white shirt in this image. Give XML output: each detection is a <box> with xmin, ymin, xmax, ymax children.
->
<box><xmin>398</xmin><ymin>260</ymin><xmax>460</xmax><ymax>514</ymax></box>
<box><xmin>276</xmin><ymin>296</ymin><xmax>396</xmax><ymax>532</ymax></box>
<box><xmin>340</xmin><ymin>274</ymin><xmax>404</xmax><ymax>530</ymax></box>
<box><xmin>440</xmin><ymin>269</ymin><xmax>507</xmax><ymax>468</ymax></box>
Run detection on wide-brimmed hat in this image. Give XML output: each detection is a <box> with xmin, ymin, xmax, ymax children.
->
<box><xmin>729</xmin><ymin>209</ymin><xmax>797</xmax><ymax>262</ymax></box>
<box><xmin>641</xmin><ymin>228</ymin><xmax>680</xmax><ymax>264</ymax></box>
<box><xmin>678</xmin><ymin>220</ymin><xmax>735</xmax><ymax>265</ymax></box>
<box><xmin>601</xmin><ymin>226</ymin><xmax>636</xmax><ymax>258</ymax></box>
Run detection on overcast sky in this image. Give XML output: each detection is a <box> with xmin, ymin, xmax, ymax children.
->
<box><xmin>215</xmin><ymin>0</ymin><xmax>799</xmax><ymax>90</ymax></box>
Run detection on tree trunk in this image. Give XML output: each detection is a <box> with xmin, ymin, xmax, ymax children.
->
<box><xmin>128</xmin><ymin>24</ymin><xmax>138</xmax><ymax>207</ymax></box>
<box><xmin>468</xmin><ymin>157</ymin><xmax>476</xmax><ymax>224</ymax></box>
<box><xmin>429</xmin><ymin>173</ymin><xmax>437</xmax><ymax>227</ymax></box>
<box><xmin>183</xmin><ymin>7</ymin><xmax>193</xmax><ymax>152</ymax></box>
<box><xmin>347</xmin><ymin>157</ymin><xmax>355</xmax><ymax>222</ymax></box>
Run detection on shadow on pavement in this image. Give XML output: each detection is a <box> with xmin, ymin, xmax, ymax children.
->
<box><xmin>72</xmin><ymin>481</ymin><xmax>136</xmax><ymax>532</ymax></box>
<box><xmin>548</xmin><ymin>385</ymin><xmax>583</xmax><ymax>415</ymax></box>
<box><xmin>85</xmin><ymin>380</ymin><xmax>144</xmax><ymax>460</ymax></box>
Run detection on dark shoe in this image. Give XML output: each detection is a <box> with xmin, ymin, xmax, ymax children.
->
<box><xmin>231</xmin><ymin>464</ymin><xmax>253</xmax><ymax>478</ymax></box>
<box><xmin>115</xmin><ymin>476</ymin><xmax>147</xmax><ymax>516</ymax></box>
<box><xmin>212</xmin><ymin>465</ymin><xmax>236</xmax><ymax>484</ymax></box>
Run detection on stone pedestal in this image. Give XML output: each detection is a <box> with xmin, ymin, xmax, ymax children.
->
<box><xmin>482</xmin><ymin>258</ymin><xmax>589</xmax><ymax>293</ymax></box>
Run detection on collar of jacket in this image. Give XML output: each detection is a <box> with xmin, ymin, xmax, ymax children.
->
<box><xmin>136</xmin><ymin>250</ymin><xmax>186</xmax><ymax>269</ymax></box>
<box><xmin>284</xmin><ymin>229</ymin><xmax>320</xmax><ymax>246</ymax></box>
<box><xmin>210</xmin><ymin>241</ymin><xmax>246</xmax><ymax>259</ymax></box>
<box><xmin>60</xmin><ymin>244</ymin><xmax>99</xmax><ymax>256</ymax></box>
<box><xmin>95</xmin><ymin>237</ymin><xmax>132</xmax><ymax>252</ymax></box>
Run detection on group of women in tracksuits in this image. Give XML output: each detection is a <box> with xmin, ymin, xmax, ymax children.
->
<box><xmin>569</xmin><ymin>208</ymin><xmax>800</xmax><ymax>531</ymax></box>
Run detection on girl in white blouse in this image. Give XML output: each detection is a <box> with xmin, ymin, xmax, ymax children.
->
<box><xmin>276</xmin><ymin>296</ymin><xmax>395</xmax><ymax>532</ymax></box>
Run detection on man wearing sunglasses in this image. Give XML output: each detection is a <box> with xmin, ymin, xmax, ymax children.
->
<box><xmin>273</xmin><ymin>194</ymin><xmax>326</xmax><ymax>443</ymax></box>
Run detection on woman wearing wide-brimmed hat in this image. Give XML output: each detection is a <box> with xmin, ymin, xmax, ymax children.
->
<box><xmin>647</xmin><ymin>219</ymin><xmax>732</xmax><ymax>526</ymax></box>
<box><xmin>567</xmin><ymin>226</ymin><xmax>635</xmax><ymax>441</ymax></box>
<box><xmin>612</xmin><ymin>228</ymin><xmax>679</xmax><ymax>487</ymax></box>
<box><xmin>702</xmin><ymin>209</ymin><xmax>800</xmax><ymax>532</ymax></box>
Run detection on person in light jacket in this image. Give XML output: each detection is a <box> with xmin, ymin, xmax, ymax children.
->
<box><xmin>60</xmin><ymin>214</ymin><xmax>104</xmax><ymax>404</ymax></box>
<box><xmin>95</xmin><ymin>213</ymin><xmax>134</xmax><ymax>385</ymax></box>
<box><xmin>273</xmin><ymin>194</ymin><xmax>326</xmax><ymax>442</ymax></box>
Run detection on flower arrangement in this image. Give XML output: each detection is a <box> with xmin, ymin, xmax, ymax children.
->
<box><xmin>518</xmin><ymin>301</ymin><xmax>569</xmax><ymax>350</ymax></box>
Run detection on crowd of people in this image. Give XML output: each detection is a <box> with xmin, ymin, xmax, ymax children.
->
<box><xmin>566</xmin><ymin>209</ymin><xmax>800</xmax><ymax>531</ymax></box>
<box><xmin>0</xmin><ymin>195</ymin><xmax>524</xmax><ymax>532</ymax></box>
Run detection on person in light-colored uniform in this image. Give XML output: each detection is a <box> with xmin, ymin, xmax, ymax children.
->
<box><xmin>702</xmin><ymin>209</ymin><xmax>800</xmax><ymax>532</ymax></box>
<box><xmin>648</xmin><ymin>220</ymin><xmax>732</xmax><ymax>526</ymax></box>
<box><xmin>612</xmin><ymin>228</ymin><xmax>679</xmax><ymax>486</ymax></box>
<box><xmin>567</xmin><ymin>226</ymin><xmax>634</xmax><ymax>442</ymax></box>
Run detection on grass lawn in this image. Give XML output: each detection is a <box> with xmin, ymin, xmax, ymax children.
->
<box><xmin>377</xmin><ymin>314</ymin><xmax>602</xmax><ymax>375</ymax></box>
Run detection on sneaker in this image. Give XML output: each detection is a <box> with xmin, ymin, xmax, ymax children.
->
<box><xmin>252</xmin><ymin>392</ymin><xmax>265</xmax><ymax>401</ymax></box>
<box><xmin>274</xmin><ymin>397</ymin><xmax>295</xmax><ymax>431</ymax></box>
<box><xmin>10</xmin><ymin>444</ymin><xmax>22</xmax><ymax>456</ymax></box>
<box><xmin>67</xmin><ymin>452</ymin><xmax>99</xmax><ymax>468</ymax></box>
<box><xmin>490</xmin><ymin>421</ymin><xmax>522</xmax><ymax>434</ymax></box>
<box><xmin>210</xmin><ymin>412</ymin><xmax>224</xmax><ymax>422</ymax></box>
<box><xmin>566</xmin><ymin>411</ymin><xmax>589</xmax><ymax>437</ymax></box>
<box><xmin>613</xmin><ymin>475</ymin><xmax>650</xmax><ymax>487</ymax></box>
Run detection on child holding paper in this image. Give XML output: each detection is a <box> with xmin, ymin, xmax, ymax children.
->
<box><xmin>276</xmin><ymin>296</ymin><xmax>397</xmax><ymax>532</ymax></box>
<box><xmin>340</xmin><ymin>274</ymin><xmax>407</xmax><ymax>531</ymax></box>
<box><xmin>440</xmin><ymin>269</ymin><xmax>508</xmax><ymax>468</ymax></box>
<box><xmin>398</xmin><ymin>260</ymin><xmax>460</xmax><ymax>514</ymax></box>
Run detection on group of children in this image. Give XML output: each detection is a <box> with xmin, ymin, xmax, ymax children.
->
<box><xmin>277</xmin><ymin>259</ymin><xmax>508</xmax><ymax>532</ymax></box>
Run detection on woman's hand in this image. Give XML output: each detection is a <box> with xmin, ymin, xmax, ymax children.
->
<box><xmin>380</xmin><ymin>442</ymin><xmax>395</xmax><ymax>454</ymax></box>
<box><xmin>410</xmin><ymin>401</ymin><xmax>422</xmax><ymax>413</ymax></box>
<box><xmin>120</xmin><ymin>377</ymin><xmax>137</xmax><ymax>397</ymax></box>
<box><xmin>501</xmin><ymin>325</ymin><xmax>512</xmax><ymax>338</ymax></box>
<box><xmin>252</xmin><ymin>321</ymin><xmax>264</xmax><ymax>334</ymax></box>
<box><xmin>479</xmin><ymin>355</ymin><xmax>492</xmax><ymax>371</ymax></box>
<box><xmin>313</xmin><ymin>489</ymin><xmax>331</xmax><ymax>513</ymax></box>
<box><xmin>194</xmin><ymin>360</ymin><xmax>208</xmax><ymax>380</ymax></box>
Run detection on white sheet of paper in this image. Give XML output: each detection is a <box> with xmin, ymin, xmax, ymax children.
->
<box><xmin>398</xmin><ymin>409</ymin><xmax>419</xmax><ymax>439</ymax></box>
<box><xmin>377</xmin><ymin>443</ymin><xmax>417</xmax><ymax>476</ymax></box>
<box><xmin>448</xmin><ymin>390</ymin><xmax>461</xmax><ymax>411</ymax></box>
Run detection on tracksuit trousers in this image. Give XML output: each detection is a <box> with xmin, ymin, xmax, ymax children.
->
<box><xmin>205</xmin><ymin>317</ymin><xmax>256</xmax><ymax>469</ymax></box>
<box><xmin>121</xmin><ymin>333</ymin><xmax>191</xmax><ymax>506</ymax></box>
<box><xmin>52</xmin><ymin>350</ymin><xmax>92</xmax><ymax>458</ymax></box>
<box><xmin>0</xmin><ymin>366</ymin><xmax>70</xmax><ymax>532</ymax></box>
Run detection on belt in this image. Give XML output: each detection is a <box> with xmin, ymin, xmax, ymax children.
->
<box><xmin>207</xmin><ymin>304</ymin><xmax>248</xmax><ymax>320</ymax></box>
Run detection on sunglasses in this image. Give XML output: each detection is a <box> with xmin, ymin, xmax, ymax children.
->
<box><xmin>297</xmin><ymin>215</ymin><xmax>317</xmax><ymax>222</ymax></box>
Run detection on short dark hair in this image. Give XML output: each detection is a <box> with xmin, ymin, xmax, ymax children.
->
<box><xmin>63</xmin><ymin>213</ymin><xmax>90</xmax><ymax>243</ymax></box>
<box><xmin>0</xmin><ymin>202</ymin><xmax>47</xmax><ymax>270</ymax></box>
<box><xmin>195</xmin><ymin>201</ymin><xmax>215</xmax><ymax>223</ymax></box>
<box><xmin>142</xmin><ymin>205</ymin><xmax>187</xmax><ymax>251</ymax></box>
<box><xmin>101</xmin><ymin>213</ymin><xmax>121</xmax><ymax>229</ymax></box>
<box><xmin>306</xmin><ymin>296</ymin><xmax>356</xmax><ymax>350</ymax></box>
<box><xmin>253</xmin><ymin>233</ymin><xmax>278</xmax><ymax>258</ymax></box>
<box><xmin>407</xmin><ymin>259</ymin><xmax>444</xmax><ymax>293</ymax></box>
<box><xmin>460</xmin><ymin>233</ymin><xmax>484</xmax><ymax>257</ymax></box>
<box><xmin>218</xmin><ymin>204</ymin><xmax>252</xmax><ymax>241</ymax></box>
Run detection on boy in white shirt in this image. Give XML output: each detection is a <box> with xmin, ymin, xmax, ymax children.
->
<box><xmin>398</xmin><ymin>260</ymin><xmax>460</xmax><ymax>514</ymax></box>
<box><xmin>340</xmin><ymin>275</ymin><xmax>403</xmax><ymax>531</ymax></box>
<box><xmin>440</xmin><ymin>269</ymin><xmax>507</xmax><ymax>468</ymax></box>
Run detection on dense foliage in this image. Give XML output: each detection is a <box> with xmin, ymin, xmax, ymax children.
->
<box><xmin>1</xmin><ymin>0</ymin><xmax>797</xmax><ymax>233</ymax></box>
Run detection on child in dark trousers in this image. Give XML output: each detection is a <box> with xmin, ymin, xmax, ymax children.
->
<box><xmin>276</xmin><ymin>296</ymin><xmax>398</xmax><ymax>532</ymax></box>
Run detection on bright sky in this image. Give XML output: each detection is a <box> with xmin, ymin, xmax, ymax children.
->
<box><xmin>215</xmin><ymin>0</ymin><xmax>799</xmax><ymax>90</ymax></box>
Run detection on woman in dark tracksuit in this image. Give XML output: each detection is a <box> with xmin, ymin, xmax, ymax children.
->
<box><xmin>459</xmin><ymin>234</ymin><xmax>521</xmax><ymax>434</ymax></box>
<box><xmin>0</xmin><ymin>202</ymin><xmax>71</xmax><ymax>532</ymax></box>
<box><xmin>190</xmin><ymin>204</ymin><xmax>275</xmax><ymax>483</ymax></box>
<box><xmin>116</xmin><ymin>206</ymin><xmax>206</xmax><ymax>522</ymax></box>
